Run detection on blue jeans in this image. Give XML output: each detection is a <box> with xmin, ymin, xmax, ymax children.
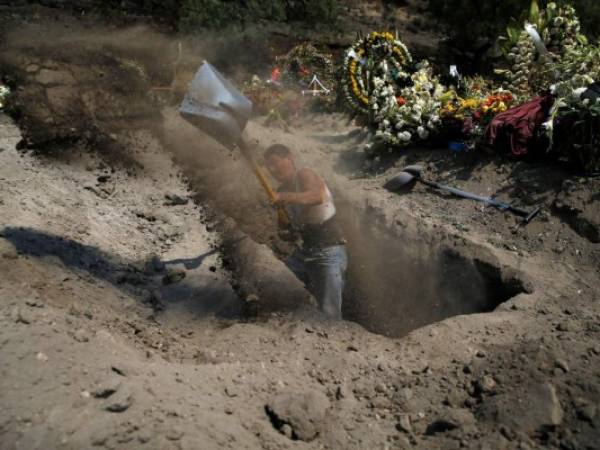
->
<box><xmin>285</xmin><ymin>245</ymin><xmax>348</xmax><ymax>319</ymax></box>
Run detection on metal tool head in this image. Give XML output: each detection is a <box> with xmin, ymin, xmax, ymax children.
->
<box><xmin>402</xmin><ymin>165</ymin><xmax>424</xmax><ymax>177</ymax></box>
<box><xmin>179</xmin><ymin>61</ymin><xmax>253</xmax><ymax>149</ymax></box>
<box><xmin>383</xmin><ymin>171</ymin><xmax>417</xmax><ymax>192</ymax></box>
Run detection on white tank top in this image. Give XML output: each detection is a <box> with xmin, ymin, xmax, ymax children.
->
<box><xmin>290</xmin><ymin>176</ymin><xmax>336</xmax><ymax>226</ymax></box>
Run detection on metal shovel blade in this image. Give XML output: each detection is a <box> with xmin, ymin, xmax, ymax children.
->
<box><xmin>402</xmin><ymin>165</ymin><xmax>424</xmax><ymax>177</ymax></box>
<box><xmin>179</xmin><ymin>61</ymin><xmax>253</xmax><ymax>149</ymax></box>
<box><xmin>384</xmin><ymin>171</ymin><xmax>417</xmax><ymax>191</ymax></box>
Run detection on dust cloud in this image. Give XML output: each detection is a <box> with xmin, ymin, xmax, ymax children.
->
<box><xmin>1</xmin><ymin>19</ymin><xmax>511</xmax><ymax>337</ymax></box>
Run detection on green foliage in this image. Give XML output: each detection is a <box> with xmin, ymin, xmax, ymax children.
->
<box><xmin>179</xmin><ymin>0</ymin><xmax>339</xmax><ymax>31</ymax></box>
<box><xmin>429</xmin><ymin>0</ymin><xmax>600</xmax><ymax>52</ymax></box>
<box><xmin>554</xmin><ymin>100</ymin><xmax>600</xmax><ymax>172</ymax></box>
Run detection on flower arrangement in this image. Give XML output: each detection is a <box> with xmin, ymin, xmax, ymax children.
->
<box><xmin>242</xmin><ymin>76</ymin><xmax>282</xmax><ymax>116</ymax></box>
<box><xmin>500</xmin><ymin>1</ymin><xmax>589</xmax><ymax>100</ymax></box>
<box><xmin>440</xmin><ymin>89</ymin><xmax>514</xmax><ymax>137</ymax></box>
<box><xmin>545</xmin><ymin>81</ymin><xmax>600</xmax><ymax>172</ymax></box>
<box><xmin>367</xmin><ymin>61</ymin><xmax>445</xmax><ymax>151</ymax></box>
<box><xmin>275</xmin><ymin>43</ymin><xmax>335</xmax><ymax>89</ymax></box>
<box><xmin>505</xmin><ymin>30</ymin><xmax>537</xmax><ymax>100</ymax></box>
<box><xmin>342</xmin><ymin>31</ymin><xmax>412</xmax><ymax>115</ymax></box>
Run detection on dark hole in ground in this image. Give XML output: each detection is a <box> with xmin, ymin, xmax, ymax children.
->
<box><xmin>338</xmin><ymin>204</ymin><xmax>529</xmax><ymax>338</ymax></box>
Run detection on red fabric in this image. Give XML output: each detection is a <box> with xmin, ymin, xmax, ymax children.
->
<box><xmin>270</xmin><ymin>67</ymin><xmax>281</xmax><ymax>82</ymax></box>
<box><xmin>484</xmin><ymin>95</ymin><xmax>554</xmax><ymax>156</ymax></box>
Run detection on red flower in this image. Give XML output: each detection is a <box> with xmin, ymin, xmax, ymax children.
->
<box><xmin>298</xmin><ymin>65</ymin><xmax>310</xmax><ymax>77</ymax></box>
<box><xmin>271</xmin><ymin>67</ymin><xmax>281</xmax><ymax>82</ymax></box>
<box><xmin>396</xmin><ymin>96</ymin><xmax>406</xmax><ymax>106</ymax></box>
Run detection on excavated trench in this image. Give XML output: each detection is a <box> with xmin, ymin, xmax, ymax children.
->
<box><xmin>337</xmin><ymin>202</ymin><xmax>530</xmax><ymax>337</ymax></box>
<box><xmin>211</xmin><ymin>191</ymin><xmax>531</xmax><ymax>339</ymax></box>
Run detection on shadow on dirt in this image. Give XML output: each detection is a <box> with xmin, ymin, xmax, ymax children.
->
<box><xmin>1</xmin><ymin>226</ymin><xmax>241</xmax><ymax>318</ymax></box>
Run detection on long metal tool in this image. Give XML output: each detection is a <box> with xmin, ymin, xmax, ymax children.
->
<box><xmin>179</xmin><ymin>61</ymin><xmax>291</xmax><ymax>227</ymax></box>
<box><xmin>385</xmin><ymin>165</ymin><xmax>541</xmax><ymax>225</ymax></box>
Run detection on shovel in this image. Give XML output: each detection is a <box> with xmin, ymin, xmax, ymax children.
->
<box><xmin>179</xmin><ymin>61</ymin><xmax>291</xmax><ymax>227</ymax></box>
<box><xmin>384</xmin><ymin>165</ymin><xmax>541</xmax><ymax>225</ymax></box>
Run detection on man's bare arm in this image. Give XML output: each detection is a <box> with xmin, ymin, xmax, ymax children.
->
<box><xmin>274</xmin><ymin>169</ymin><xmax>325</xmax><ymax>206</ymax></box>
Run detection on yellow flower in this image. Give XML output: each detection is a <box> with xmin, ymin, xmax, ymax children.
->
<box><xmin>460</xmin><ymin>99</ymin><xmax>479</xmax><ymax>110</ymax></box>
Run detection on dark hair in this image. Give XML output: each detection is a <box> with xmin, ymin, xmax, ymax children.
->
<box><xmin>263</xmin><ymin>144</ymin><xmax>292</xmax><ymax>160</ymax></box>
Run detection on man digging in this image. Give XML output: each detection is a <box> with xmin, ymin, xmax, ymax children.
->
<box><xmin>264</xmin><ymin>144</ymin><xmax>347</xmax><ymax>320</ymax></box>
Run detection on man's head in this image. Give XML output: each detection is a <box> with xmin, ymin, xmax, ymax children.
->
<box><xmin>263</xmin><ymin>144</ymin><xmax>296</xmax><ymax>184</ymax></box>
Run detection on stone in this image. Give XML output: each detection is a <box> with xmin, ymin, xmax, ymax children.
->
<box><xmin>24</xmin><ymin>298</ymin><xmax>44</xmax><ymax>308</ymax></box>
<box><xmin>0</xmin><ymin>238</ymin><xmax>18</xmax><ymax>259</ymax></box>
<box><xmin>26</xmin><ymin>64</ymin><xmax>40</xmax><ymax>73</ymax></box>
<box><xmin>265</xmin><ymin>390</ymin><xmax>330</xmax><ymax>442</ymax></box>
<box><xmin>104</xmin><ymin>389</ymin><xmax>132</xmax><ymax>413</ymax></box>
<box><xmin>477</xmin><ymin>382</ymin><xmax>563</xmax><ymax>434</ymax></box>
<box><xmin>574</xmin><ymin>398</ymin><xmax>597</xmax><ymax>422</ymax></box>
<box><xmin>476</xmin><ymin>375</ymin><xmax>497</xmax><ymax>395</ymax></box>
<box><xmin>280</xmin><ymin>424</ymin><xmax>293</xmax><ymax>439</ymax></box>
<box><xmin>166</xmin><ymin>428</ymin><xmax>183</xmax><ymax>441</ymax></box>
<box><xmin>224</xmin><ymin>385</ymin><xmax>238</xmax><ymax>398</ymax></box>
<box><xmin>396</xmin><ymin>414</ymin><xmax>412</xmax><ymax>433</ymax></box>
<box><xmin>11</xmin><ymin>306</ymin><xmax>31</xmax><ymax>324</ymax></box>
<box><xmin>73</xmin><ymin>328</ymin><xmax>89</xmax><ymax>343</ymax></box>
<box><xmin>426</xmin><ymin>408</ymin><xmax>475</xmax><ymax>435</ymax></box>
<box><xmin>375</xmin><ymin>382</ymin><xmax>386</xmax><ymax>393</ymax></box>
<box><xmin>444</xmin><ymin>390</ymin><xmax>463</xmax><ymax>407</ymax></box>
<box><xmin>137</xmin><ymin>431</ymin><xmax>152</xmax><ymax>444</ymax></box>
<box><xmin>162</xmin><ymin>269</ymin><xmax>186</xmax><ymax>285</ymax></box>
<box><xmin>554</xmin><ymin>359</ymin><xmax>569</xmax><ymax>373</ymax></box>
<box><xmin>92</xmin><ymin>380</ymin><xmax>121</xmax><ymax>399</ymax></box>
<box><xmin>164</xmin><ymin>193</ymin><xmax>189</xmax><ymax>206</ymax></box>
<box><xmin>556</xmin><ymin>320</ymin><xmax>583</xmax><ymax>332</ymax></box>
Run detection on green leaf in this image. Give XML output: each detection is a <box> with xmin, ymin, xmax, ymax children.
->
<box><xmin>506</xmin><ymin>25</ymin><xmax>520</xmax><ymax>45</ymax></box>
<box><xmin>576</xmin><ymin>34</ymin><xmax>588</xmax><ymax>46</ymax></box>
<box><xmin>529</xmin><ymin>0</ymin><xmax>540</xmax><ymax>28</ymax></box>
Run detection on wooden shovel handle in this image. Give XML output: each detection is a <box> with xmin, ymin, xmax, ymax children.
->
<box><xmin>237</xmin><ymin>140</ymin><xmax>292</xmax><ymax>228</ymax></box>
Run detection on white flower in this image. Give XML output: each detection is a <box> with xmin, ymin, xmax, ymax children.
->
<box><xmin>400</xmin><ymin>131</ymin><xmax>412</xmax><ymax>142</ymax></box>
<box><xmin>417</xmin><ymin>126</ymin><xmax>429</xmax><ymax>140</ymax></box>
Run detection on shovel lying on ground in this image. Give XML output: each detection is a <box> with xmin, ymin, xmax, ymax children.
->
<box><xmin>384</xmin><ymin>165</ymin><xmax>541</xmax><ymax>225</ymax></box>
<box><xmin>179</xmin><ymin>61</ymin><xmax>291</xmax><ymax>227</ymax></box>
